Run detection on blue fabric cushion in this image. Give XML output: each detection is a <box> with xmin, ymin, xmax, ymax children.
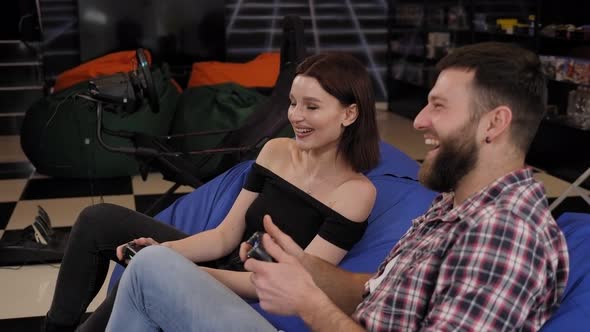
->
<box><xmin>155</xmin><ymin>160</ymin><xmax>254</xmax><ymax>234</ymax></box>
<box><xmin>109</xmin><ymin>141</ymin><xmax>437</xmax><ymax>331</ymax></box>
<box><xmin>540</xmin><ymin>212</ymin><xmax>590</xmax><ymax>332</ymax></box>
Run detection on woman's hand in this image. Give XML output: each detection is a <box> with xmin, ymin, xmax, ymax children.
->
<box><xmin>240</xmin><ymin>215</ymin><xmax>305</xmax><ymax>263</ymax></box>
<box><xmin>115</xmin><ymin>237</ymin><xmax>160</xmax><ymax>261</ymax></box>
<box><xmin>239</xmin><ymin>240</ymin><xmax>253</xmax><ymax>262</ymax></box>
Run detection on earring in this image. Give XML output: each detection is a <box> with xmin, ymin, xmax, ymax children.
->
<box><xmin>485</xmin><ymin>137</ymin><xmax>491</xmax><ymax>144</ymax></box>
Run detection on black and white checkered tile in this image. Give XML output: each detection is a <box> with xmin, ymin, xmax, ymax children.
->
<box><xmin>0</xmin><ymin>162</ymin><xmax>192</xmax><ymax>246</ymax></box>
<box><xmin>0</xmin><ymin>161</ymin><xmax>194</xmax><ymax>328</ymax></box>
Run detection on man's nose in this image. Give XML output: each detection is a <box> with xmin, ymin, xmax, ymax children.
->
<box><xmin>413</xmin><ymin>105</ymin><xmax>430</xmax><ymax>131</ymax></box>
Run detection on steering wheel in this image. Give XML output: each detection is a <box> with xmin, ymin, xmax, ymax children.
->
<box><xmin>136</xmin><ymin>48</ymin><xmax>159</xmax><ymax>113</ymax></box>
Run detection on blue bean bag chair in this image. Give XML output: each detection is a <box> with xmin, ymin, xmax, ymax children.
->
<box><xmin>540</xmin><ymin>212</ymin><xmax>590</xmax><ymax>332</ymax></box>
<box><xmin>109</xmin><ymin>141</ymin><xmax>436</xmax><ymax>330</ymax></box>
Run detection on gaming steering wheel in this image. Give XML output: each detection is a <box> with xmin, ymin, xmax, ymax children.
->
<box><xmin>135</xmin><ymin>48</ymin><xmax>159</xmax><ymax>114</ymax></box>
<box><xmin>87</xmin><ymin>48</ymin><xmax>165</xmax><ymax>156</ymax></box>
<box><xmin>86</xmin><ymin>48</ymin><xmax>159</xmax><ymax>114</ymax></box>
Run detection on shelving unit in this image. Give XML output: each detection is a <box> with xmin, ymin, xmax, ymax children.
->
<box><xmin>387</xmin><ymin>0</ymin><xmax>590</xmax><ymax>115</ymax></box>
<box><xmin>386</xmin><ymin>0</ymin><xmax>590</xmax><ymax>186</ymax></box>
<box><xmin>387</xmin><ymin>0</ymin><xmax>540</xmax><ymax>115</ymax></box>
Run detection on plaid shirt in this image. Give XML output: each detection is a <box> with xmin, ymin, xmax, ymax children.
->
<box><xmin>353</xmin><ymin>168</ymin><xmax>569</xmax><ymax>332</ymax></box>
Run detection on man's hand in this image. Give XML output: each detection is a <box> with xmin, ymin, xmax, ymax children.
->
<box><xmin>245</xmin><ymin>215</ymin><xmax>368</xmax><ymax>331</ymax></box>
<box><xmin>243</xmin><ymin>215</ymin><xmax>320</xmax><ymax>315</ymax></box>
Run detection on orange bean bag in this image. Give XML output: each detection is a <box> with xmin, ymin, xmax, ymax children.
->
<box><xmin>53</xmin><ymin>50</ymin><xmax>154</xmax><ymax>92</ymax></box>
<box><xmin>187</xmin><ymin>52</ymin><xmax>280</xmax><ymax>88</ymax></box>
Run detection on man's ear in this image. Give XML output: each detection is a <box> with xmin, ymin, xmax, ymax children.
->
<box><xmin>342</xmin><ymin>104</ymin><xmax>359</xmax><ymax>127</ymax></box>
<box><xmin>482</xmin><ymin>105</ymin><xmax>512</xmax><ymax>143</ymax></box>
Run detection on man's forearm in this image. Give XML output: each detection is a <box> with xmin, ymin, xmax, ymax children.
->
<box><xmin>299</xmin><ymin>288</ymin><xmax>365</xmax><ymax>332</ymax></box>
<box><xmin>301</xmin><ymin>253</ymin><xmax>371</xmax><ymax>315</ymax></box>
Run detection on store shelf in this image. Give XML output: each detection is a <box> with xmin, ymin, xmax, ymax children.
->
<box><xmin>473</xmin><ymin>30</ymin><xmax>535</xmax><ymax>39</ymax></box>
<box><xmin>545</xmin><ymin>115</ymin><xmax>590</xmax><ymax>131</ymax></box>
<box><xmin>547</xmin><ymin>78</ymin><xmax>590</xmax><ymax>88</ymax></box>
<box><xmin>387</xmin><ymin>0</ymin><xmax>590</xmax><ymax>129</ymax></box>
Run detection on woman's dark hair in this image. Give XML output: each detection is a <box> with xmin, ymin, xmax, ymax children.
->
<box><xmin>295</xmin><ymin>53</ymin><xmax>380</xmax><ymax>172</ymax></box>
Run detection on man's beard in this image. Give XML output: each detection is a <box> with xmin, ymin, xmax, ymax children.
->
<box><xmin>418</xmin><ymin>124</ymin><xmax>479</xmax><ymax>193</ymax></box>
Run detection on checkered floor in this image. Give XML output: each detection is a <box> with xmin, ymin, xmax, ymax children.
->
<box><xmin>0</xmin><ymin>170</ymin><xmax>194</xmax><ymax>325</ymax></box>
<box><xmin>0</xmin><ymin>168</ymin><xmax>193</xmax><ymax>237</ymax></box>
<box><xmin>0</xmin><ymin>108</ymin><xmax>588</xmax><ymax>328</ymax></box>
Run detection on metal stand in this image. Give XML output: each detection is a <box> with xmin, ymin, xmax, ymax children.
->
<box><xmin>549</xmin><ymin>167</ymin><xmax>590</xmax><ymax>211</ymax></box>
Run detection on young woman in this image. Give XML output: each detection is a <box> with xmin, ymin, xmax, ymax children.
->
<box><xmin>45</xmin><ymin>52</ymin><xmax>380</xmax><ymax>332</ymax></box>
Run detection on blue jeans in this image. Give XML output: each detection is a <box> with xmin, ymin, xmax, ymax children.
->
<box><xmin>106</xmin><ymin>245</ymin><xmax>277</xmax><ymax>332</ymax></box>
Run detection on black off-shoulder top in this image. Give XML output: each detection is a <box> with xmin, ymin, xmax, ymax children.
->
<box><xmin>215</xmin><ymin>163</ymin><xmax>368</xmax><ymax>271</ymax></box>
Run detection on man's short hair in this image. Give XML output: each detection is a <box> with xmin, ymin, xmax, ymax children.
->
<box><xmin>436</xmin><ymin>42</ymin><xmax>547</xmax><ymax>153</ymax></box>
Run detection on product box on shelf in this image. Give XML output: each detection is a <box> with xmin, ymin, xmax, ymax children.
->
<box><xmin>540</xmin><ymin>55</ymin><xmax>590</xmax><ymax>85</ymax></box>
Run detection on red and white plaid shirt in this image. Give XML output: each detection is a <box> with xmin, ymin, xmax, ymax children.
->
<box><xmin>353</xmin><ymin>168</ymin><xmax>569</xmax><ymax>331</ymax></box>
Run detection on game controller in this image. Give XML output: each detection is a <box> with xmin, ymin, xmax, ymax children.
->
<box><xmin>246</xmin><ymin>232</ymin><xmax>275</xmax><ymax>262</ymax></box>
<box><xmin>122</xmin><ymin>242</ymin><xmax>147</xmax><ymax>261</ymax></box>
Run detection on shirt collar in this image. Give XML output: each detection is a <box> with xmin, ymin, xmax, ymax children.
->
<box><xmin>420</xmin><ymin>167</ymin><xmax>536</xmax><ymax>223</ymax></box>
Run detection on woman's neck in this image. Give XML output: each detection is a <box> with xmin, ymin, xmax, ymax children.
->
<box><xmin>297</xmin><ymin>144</ymin><xmax>350</xmax><ymax>179</ymax></box>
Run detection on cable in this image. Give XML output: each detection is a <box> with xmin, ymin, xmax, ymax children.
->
<box><xmin>39</xmin><ymin>91</ymin><xmax>108</xmax><ymax>205</ymax></box>
<box><xmin>74</xmin><ymin>95</ymin><xmax>103</xmax><ymax>205</ymax></box>
<box><xmin>39</xmin><ymin>89</ymin><xmax>80</xmax><ymax>151</ymax></box>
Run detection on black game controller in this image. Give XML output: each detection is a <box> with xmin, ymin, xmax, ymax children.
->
<box><xmin>122</xmin><ymin>242</ymin><xmax>147</xmax><ymax>261</ymax></box>
<box><xmin>246</xmin><ymin>232</ymin><xmax>275</xmax><ymax>262</ymax></box>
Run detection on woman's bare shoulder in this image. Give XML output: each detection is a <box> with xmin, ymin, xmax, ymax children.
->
<box><xmin>255</xmin><ymin>137</ymin><xmax>296</xmax><ymax>172</ymax></box>
<box><xmin>331</xmin><ymin>174</ymin><xmax>376</xmax><ymax>222</ymax></box>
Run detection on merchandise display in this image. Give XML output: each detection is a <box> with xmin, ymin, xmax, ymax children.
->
<box><xmin>540</xmin><ymin>55</ymin><xmax>590</xmax><ymax>85</ymax></box>
<box><xmin>387</xmin><ymin>0</ymin><xmax>590</xmax><ymax>190</ymax></box>
<box><xmin>387</xmin><ymin>0</ymin><xmax>590</xmax><ymax>127</ymax></box>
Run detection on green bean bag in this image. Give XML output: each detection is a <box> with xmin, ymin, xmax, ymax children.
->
<box><xmin>20</xmin><ymin>66</ymin><xmax>180</xmax><ymax>178</ymax></box>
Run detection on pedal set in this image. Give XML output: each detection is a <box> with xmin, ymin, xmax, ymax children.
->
<box><xmin>0</xmin><ymin>206</ymin><xmax>69</xmax><ymax>266</ymax></box>
<box><xmin>31</xmin><ymin>206</ymin><xmax>54</xmax><ymax>245</ymax></box>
